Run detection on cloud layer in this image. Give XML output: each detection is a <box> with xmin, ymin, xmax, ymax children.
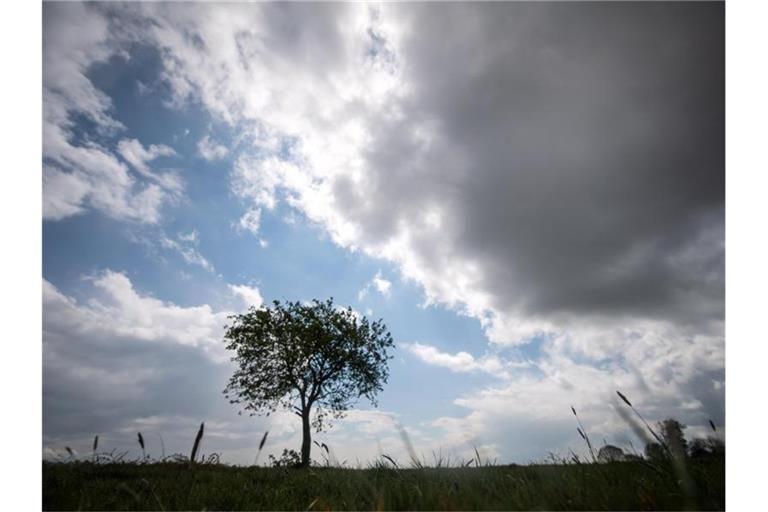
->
<box><xmin>43</xmin><ymin>2</ymin><xmax>183</xmax><ymax>223</ymax></box>
<box><xmin>125</xmin><ymin>2</ymin><xmax>723</xmax><ymax>345</ymax></box>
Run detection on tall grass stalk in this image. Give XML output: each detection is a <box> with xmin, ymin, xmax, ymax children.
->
<box><xmin>158</xmin><ymin>433</ymin><xmax>166</xmax><ymax>459</ymax></box>
<box><xmin>137</xmin><ymin>432</ymin><xmax>146</xmax><ymax>460</ymax></box>
<box><xmin>616</xmin><ymin>390</ymin><xmax>695</xmax><ymax>507</ymax></box>
<box><xmin>616</xmin><ymin>391</ymin><xmax>671</xmax><ymax>457</ymax></box>
<box><xmin>255</xmin><ymin>431</ymin><xmax>269</xmax><ymax>466</ymax></box>
<box><xmin>381</xmin><ymin>454</ymin><xmax>399</xmax><ymax>468</ymax></box>
<box><xmin>190</xmin><ymin>422</ymin><xmax>204</xmax><ymax>465</ymax></box>
<box><xmin>396</xmin><ymin>422</ymin><xmax>422</xmax><ymax>468</ymax></box>
<box><xmin>571</xmin><ymin>406</ymin><xmax>597</xmax><ymax>463</ymax></box>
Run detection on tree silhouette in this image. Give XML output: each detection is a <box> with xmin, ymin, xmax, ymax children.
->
<box><xmin>597</xmin><ymin>444</ymin><xmax>625</xmax><ymax>463</ymax></box>
<box><xmin>658</xmin><ymin>418</ymin><xmax>688</xmax><ymax>459</ymax></box>
<box><xmin>689</xmin><ymin>437</ymin><xmax>725</xmax><ymax>458</ymax></box>
<box><xmin>223</xmin><ymin>298</ymin><xmax>394</xmax><ymax>467</ymax></box>
<box><xmin>644</xmin><ymin>442</ymin><xmax>666</xmax><ymax>461</ymax></box>
<box><xmin>643</xmin><ymin>418</ymin><xmax>690</xmax><ymax>460</ymax></box>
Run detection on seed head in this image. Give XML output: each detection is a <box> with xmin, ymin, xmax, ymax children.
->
<box><xmin>616</xmin><ymin>390</ymin><xmax>632</xmax><ymax>407</ymax></box>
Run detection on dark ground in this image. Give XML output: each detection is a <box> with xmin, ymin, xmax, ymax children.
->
<box><xmin>43</xmin><ymin>456</ymin><xmax>724</xmax><ymax>511</ymax></box>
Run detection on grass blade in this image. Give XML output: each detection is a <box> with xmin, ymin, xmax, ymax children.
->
<box><xmin>190</xmin><ymin>422</ymin><xmax>204</xmax><ymax>464</ymax></box>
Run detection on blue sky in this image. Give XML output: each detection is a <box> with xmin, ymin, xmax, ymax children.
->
<box><xmin>42</xmin><ymin>2</ymin><xmax>724</xmax><ymax>465</ymax></box>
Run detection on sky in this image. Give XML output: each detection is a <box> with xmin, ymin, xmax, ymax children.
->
<box><xmin>42</xmin><ymin>1</ymin><xmax>724</xmax><ymax>466</ymax></box>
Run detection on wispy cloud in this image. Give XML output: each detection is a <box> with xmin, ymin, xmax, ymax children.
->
<box><xmin>117</xmin><ymin>138</ymin><xmax>183</xmax><ymax>195</ymax></box>
<box><xmin>160</xmin><ymin>231</ymin><xmax>214</xmax><ymax>273</ymax></box>
<box><xmin>236</xmin><ymin>208</ymin><xmax>262</xmax><ymax>236</ymax></box>
<box><xmin>404</xmin><ymin>342</ymin><xmax>513</xmax><ymax>379</ymax></box>
<box><xmin>358</xmin><ymin>271</ymin><xmax>392</xmax><ymax>301</ymax></box>
<box><xmin>197</xmin><ymin>134</ymin><xmax>229</xmax><ymax>161</ymax></box>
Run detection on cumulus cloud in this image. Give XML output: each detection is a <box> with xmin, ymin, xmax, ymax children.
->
<box><xmin>43</xmin><ymin>274</ymin><xmax>236</xmax><ymax>460</ymax></box>
<box><xmin>428</xmin><ymin>328</ymin><xmax>725</xmax><ymax>462</ymax></box>
<box><xmin>42</xmin><ymin>2</ymin><xmax>180</xmax><ymax>223</ymax></box>
<box><xmin>44</xmin><ymin>271</ymin><xmax>228</xmax><ymax>357</ymax></box>
<box><xmin>228</xmin><ymin>284</ymin><xmax>264</xmax><ymax>309</ymax></box>
<box><xmin>129</xmin><ymin>2</ymin><xmax>723</xmax><ymax>345</ymax></box>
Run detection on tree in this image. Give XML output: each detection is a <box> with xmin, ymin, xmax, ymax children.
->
<box><xmin>689</xmin><ymin>437</ymin><xmax>725</xmax><ymax>458</ymax></box>
<box><xmin>597</xmin><ymin>445</ymin><xmax>625</xmax><ymax>463</ymax></box>
<box><xmin>658</xmin><ymin>418</ymin><xmax>688</xmax><ymax>459</ymax></box>
<box><xmin>644</xmin><ymin>442</ymin><xmax>666</xmax><ymax>461</ymax></box>
<box><xmin>223</xmin><ymin>298</ymin><xmax>394</xmax><ymax>467</ymax></box>
<box><xmin>643</xmin><ymin>418</ymin><xmax>689</xmax><ymax>460</ymax></box>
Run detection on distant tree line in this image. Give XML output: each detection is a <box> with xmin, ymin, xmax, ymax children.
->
<box><xmin>598</xmin><ymin>418</ymin><xmax>724</xmax><ymax>463</ymax></box>
<box><xmin>642</xmin><ymin>418</ymin><xmax>724</xmax><ymax>461</ymax></box>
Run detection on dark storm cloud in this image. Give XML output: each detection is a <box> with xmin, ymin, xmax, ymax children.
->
<box><xmin>352</xmin><ymin>2</ymin><xmax>724</xmax><ymax>330</ymax></box>
<box><xmin>95</xmin><ymin>0</ymin><xmax>724</xmax><ymax>335</ymax></box>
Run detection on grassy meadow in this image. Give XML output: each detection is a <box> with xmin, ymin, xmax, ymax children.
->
<box><xmin>43</xmin><ymin>455</ymin><xmax>724</xmax><ymax>511</ymax></box>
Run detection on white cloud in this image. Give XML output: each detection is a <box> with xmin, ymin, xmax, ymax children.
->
<box><xmin>117</xmin><ymin>138</ymin><xmax>183</xmax><ymax>194</ymax></box>
<box><xmin>236</xmin><ymin>208</ymin><xmax>262</xmax><ymax>236</ymax></box>
<box><xmin>177</xmin><ymin>230</ymin><xmax>198</xmax><ymax>243</ymax></box>
<box><xmin>197</xmin><ymin>134</ymin><xmax>229</xmax><ymax>160</ymax></box>
<box><xmin>228</xmin><ymin>284</ymin><xmax>263</xmax><ymax>309</ymax></box>
<box><xmin>42</xmin><ymin>3</ymin><xmax>180</xmax><ymax>223</ymax></box>
<box><xmin>44</xmin><ymin>4</ymin><xmax>723</xmax><ymax>352</ymax></box>
<box><xmin>404</xmin><ymin>342</ymin><xmax>510</xmax><ymax>378</ymax></box>
<box><xmin>231</xmin><ymin>156</ymin><xmax>297</xmax><ymax>212</ymax></box>
<box><xmin>160</xmin><ymin>232</ymin><xmax>214</xmax><ymax>273</ymax></box>
<box><xmin>358</xmin><ymin>271</ymin><xmax>392</xmax><ymax>300</ymax></box>
<box><xmin>42</xmin><ymin>137</ymin><xmax>168</xmax><ymax>224</ymax></box>
<box><xmin>42</xmin><ymin>166</ymin><xmax>91</xmax><ymax>220</ymax></box>
<box><xmin>372</xmin><ymin>272</ymin><xmax>392</xmax><ymax>296</ymax></box>
<box><xmin>43</xmin><ymin>274</ymin><xmax>239</xmax><ymax>460</ymax></box>
<box><xmin>45</xmin><ymin>271</ymin><xmax>228</xmax><ymax>357</ymax></box>
<box><xmin>133</xmin><ymin>2</ymin><xmax>722</xmax><ymax>353</ymax></box>
<box><xmin>423</xmin><ymin>324</ymin><xmax>725</xmax><ymax>461</ymax></box>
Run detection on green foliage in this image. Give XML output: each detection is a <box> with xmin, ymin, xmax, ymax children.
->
<box><xmin>42</xmin><ymin>457</ymin><xmax>725</xmax><ymax>511</ymax></box>
<box><xmin>222</xmin><ymin>298</ymin><xmax>394</xmax><ymax>466</ymax></box>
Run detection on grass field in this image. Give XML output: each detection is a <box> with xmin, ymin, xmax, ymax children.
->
<box><xmin>43</xmin><ymin>456</ymin><xmax>724</xmax><ymax>511</ymax></box>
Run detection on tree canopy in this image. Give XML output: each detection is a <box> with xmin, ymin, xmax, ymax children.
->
<box><xmin>658</xmin><ymin>418</ymin><xmax>688</xmax><ymax>459</ymax></box>
<box><xmin>223</xmin><ymin>298</ymin><xmax>394</xmax><ymax>467</ymax></box>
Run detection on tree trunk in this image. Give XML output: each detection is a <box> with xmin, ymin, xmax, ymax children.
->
<box><xmin>300</xmin><ymin>408</ymin><xmax>311</xmax><ymax>467</ymax></box>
